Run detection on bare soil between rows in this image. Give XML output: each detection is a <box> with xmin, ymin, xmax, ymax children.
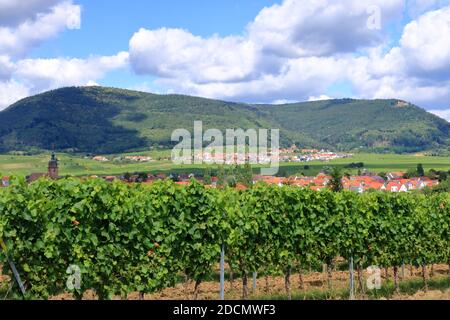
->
<box><xmin>1</xmin><ymin>264</ymin><xmax>449</xmax><ymax>300</ymax></box>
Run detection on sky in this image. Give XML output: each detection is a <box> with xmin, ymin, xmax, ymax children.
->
<box><xmin>1</xmin><ymin>0</ymin><xmax>450</xmax><ymax>121</ymax></box>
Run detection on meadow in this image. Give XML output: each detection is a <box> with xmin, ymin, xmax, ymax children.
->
<box><xmin>0</xmin><ymin>151</ymin><xmax>448</xmax><ymax>177</ymax></box>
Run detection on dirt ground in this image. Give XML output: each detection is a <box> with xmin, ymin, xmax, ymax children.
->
<box><xmin>2</xmin><ymin>264</ymin><xmax>449</xmax><ymax>300</ymax></box>
<box><xmin>392</xmin><ymin>289</ymin><xmax>450</xmax><ymax>300</ymax></box>
<box><xmin>141</xmin><ymin>264</ymin><xmax>450</xmax><ymax>301</ymax></box>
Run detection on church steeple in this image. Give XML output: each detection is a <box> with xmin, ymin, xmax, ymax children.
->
<box><xmin>48</xmin><ymin>152</ymin><xmax>58</xmax><ymax>179</ymax></box>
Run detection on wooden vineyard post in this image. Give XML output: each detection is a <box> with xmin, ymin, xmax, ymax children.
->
<box><xmin>220</xmin><ymin>243</ymin><xmax>225</xmax><ymax>300</ymax></box>
<box><xmin>349</xmin><ymin>257</ymin><xmax>355</xmax><ymax>300</ymax></box>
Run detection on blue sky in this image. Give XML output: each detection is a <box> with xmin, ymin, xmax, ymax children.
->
<box><xmin>31</xmin><ymin>0</ymin><xmax>277</xmax><ymax>58</ymax></box>
<box><xmin>1</xmin><ymin>0</ymin><xmax>450</xmax><ymax>120</ymax></box>
<box><xmin>29</xmin><ymin>0</ymin><xmax>279</xmax><ymax>90</ymax></box>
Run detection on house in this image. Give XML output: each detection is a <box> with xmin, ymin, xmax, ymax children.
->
<box><xmin>1</xmin><ymin>176</ymin><xmax>10</xmax><ymax>187</ymax></box>
<box><xmin>124</xmin><ymin>156</ymin><xmax>152</xmax><ymax>162</ymax></box>
<box><xmin>349</xmin><ymin>184</ymin><xmax>364</xmax><ymax>193</ymax></box>
<box><xmin>156</xmin><ymin>173</ymin><xmax>167</xmax><ymax>180</ymax></box>
<box><xmin>93</xmin><ymin>156</ymin><xmax>109</xmax><ymax>162</ymax></box>
<box><xmin>175</xmin><ymin>181</ymin><xmax>190</xmax><ymax>186</ymax></box>
<box><xmin>387</xmin><ymin>172</ymin><xmax>405</xmax><ymax>180</ymax></box>
<box><xmin>385</xmin><ymin>182</ymin><xmax>400</xmax><ymax>192</ymax></box>
<box><xmin>261</xmin><ymin>176</ymin><xmax>285</xmax><ymax>186</ymax></box>
<box><xmin>364</xmin><ymin>182</ymin><xmax>384</xmax><ymax>191</ymax></box>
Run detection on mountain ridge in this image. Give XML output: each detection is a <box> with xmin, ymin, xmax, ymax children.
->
<box><xmin>0</xmin><ymin>86</ymin><xmax>448</xmax><ymax>154</ymax></box>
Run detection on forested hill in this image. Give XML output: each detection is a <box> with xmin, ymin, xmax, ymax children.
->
<box><xmin>0</xmin><ymin>86</ymin><xmax>448</xmax><ymax>154</ymax></box>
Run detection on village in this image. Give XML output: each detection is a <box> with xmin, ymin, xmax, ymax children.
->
<box><xmin>168</xmin><ymin>145</ymin><xmax>353</xmax><ymax>164</ymax></box>
<box><xmin>108</xmin><ymin>171</ymin><xmax>439</xmax><ymax>193</ymax></box>
<box><xmin>1</xmin><ymin>152</ymin><xmax>439</xmax><ymax>194</ymax></box>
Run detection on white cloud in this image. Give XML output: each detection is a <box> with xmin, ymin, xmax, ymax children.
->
<box><xmin>0</xmin><ymin>52</ymin><xmax>129</xmax><ymax>110</ymax></box>
<box><xmin>0</xmin><ymin>1</ymin><xmax>81</xmax><ymax>58</ymax></box>
<box><xmin>308</xmin><ymin>95</ymin><xmax>332</xmax><ymax>101</ymax></box>
<box><xmin>248</xmin><ymin>0</ymin><xmax>404</xmax><ymax>57</ymax></box>
<box><xmin>399</xmin><ymin>6</ymin><xmax>450</xmax><ymax>77</ymax></box>
<box><xmin>346</xmin><ymin>5</ymin><xmax>450</xmax><ymax>108</ymax></box>
<box><xmin>2</xmin><ymin>0</ymin><xmax>450</xmax><ymax>114</ymax></box>
<box><xmin>129</xmin><ymin>28</ymin><xmax>258</xmax><ymax>83</ymax></box>
<box><xmin>126</xmin><ymin>0</ymin><xmax>408</xmax><ymax>104</ymax></box>
<box><xmin>0</xmin><ymin>0</ymin><xmax>62</xmax><ymax>27</ymax></box>
<box><xmin>15</xmin><ymin>52</ymin><xmax>129</xmax><ymax>92</ymax></box>
<box><xmin>0</xmin><ymin>55</ymin><xmax>15</xmax><ymax>80</ymax></box>
<box><xmin>0</xmin><ymin>80</ymin><xmax>30</xmax><ymax>110</ymax></box>
<box><xmin>271</xmin><ymin>99</ymin><xmax>298</xmax><ymax>105</ymax></box>
<box><xmin>85</xmin><ymin>80</ymin><xmax>99</xmax><ymax>87</ymax></box>
<box><xmin>0</xmin><ymin>0</ymin><xmax>131</xmax><ymax>111</ymax></box>
<box><xmin>153</xmin><ymin>56</ymin><xmax>347</xmax><ymax>103</ymax></box>
<box><xmin>429</xmin><ymin>109</ymin><xmax>450</xmax><ymax>121</ymax></box>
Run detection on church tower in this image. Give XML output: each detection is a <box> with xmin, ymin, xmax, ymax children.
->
<box><xmin>48</xmin><ymin>152</ymin><xmax>59</xmax><ymax>179</ymax></box>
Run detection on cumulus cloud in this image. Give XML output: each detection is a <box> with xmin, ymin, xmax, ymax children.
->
<box><xmin>154</xmin><ymin>56</ymin><xmax>348</xmax><ymax>103</ymax></box>
<box><xmin>308</xmin><ymin>95</ymin><xmax>333</xmax><ymax>101</ymax></box>
<box><xmin>0</xmin><ymin>0</ymin><xmax>62</xmax><ymax>27</ymax></box>
<box><xmin>0</xmin><ymin>52</ymin><xmax>129</xmax><ymax>110</ymax></box>
<box><xmin>127</xmin><ymin>0</ymin><xmax>409</xmax><ymax>104</ymax></box>
<box><xmin>247</xmin><ymin>0</ymin><xmax>403</xmax><ymax>58</ymax></box>
<box><xmin>0</xmin><ymin>55</ymin><xmax>15</xmax><ymax>80</ymax></box>
<box><xmin>15</xmin><ymin>52</ymin><xmax>129</xmax><ymax>92</ymax></box>
<box><xmin>399</xmin><ymin>6</ymin><xmax>450</xmax><ymax>78</ymax></box>
<box><xmin>429</xmin><ymin>108</ymin><xmax>450</xmax><ymax>121</ymax></box>
<box><xmin>129</xmin><ymin>0</ymin><xmax>397</xmax><ymax>102</ymax></box>
<box><xmin>128</xmin><ymin>0</ymin><xmax>450</xmax><ymax>111</ymax></box>
<box><xmin>345</xmin><ymin>5</ymin><xmax>450</xmax><ymax>109</ymax></box>
<box><xmin>0</xmin><ymin>1</ymin><xmax>81</xmax><ymax>58</ymax></box>
<box><xmin>0</xmin><ymin>0</ymin><xmax>133</xmax><ymax>111</ymax></box>
<box><xmin>2</xmin><ymin>0</ymin><xmax>450</xmax><ymax>116</ymax></box>
<box><xmin>0</xmin><ymin>80</ymin><xmax>30</xmax><ymax>110</ymax></box>
<box><xmin>130</xmin><ymin>28</ymin><xmax>259</xmax><ymax>83</ymax></box>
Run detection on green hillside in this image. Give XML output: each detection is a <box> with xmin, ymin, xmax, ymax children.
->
<box><xmin>0</xmin><ymin>86</ymin><xmax>448</xmax><ymax>154</ymax></box>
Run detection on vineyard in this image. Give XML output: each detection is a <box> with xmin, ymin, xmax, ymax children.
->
<box><xmin>0</xmin><ymin>177</ymin><xmax>449</xmax><ymax>300</ymax></box>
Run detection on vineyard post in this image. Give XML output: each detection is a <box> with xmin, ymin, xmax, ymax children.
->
<box><xmin>349</xmin><ymin>256</ymin><xmax>355</xmax><ymax>300</ymax></box>
<box><xmin>252</xmin><ymin>272</ymin><xmax>257</xmax><ymax>294</ymax></box>
<box><xmin>220</xmin><ymin>243</ymin><xmax>225</xmax><ymax>300</ymax></box>
<box><xmin>401</xmin><ymin>262</ymin><xmax>405</xmax><ymax>281</ymax></box>
<box><xmin>0</xmin><ymin>238</ymin><xmax>26</xmax><ymax>298</ymax></box>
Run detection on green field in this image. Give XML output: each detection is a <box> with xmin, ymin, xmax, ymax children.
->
<box><xmin>0</xmin><ymin>151</ymin><xmax>448</xmax><ymax>177</ymax></box>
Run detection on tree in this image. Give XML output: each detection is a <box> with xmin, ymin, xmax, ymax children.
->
<box><xmin>237</xmin><ymin>164</ymin><xmax>253</xmax><ymax>187</ymax></box>
<box><xmin>328</xmin><ymin>167</ymin><xmax>344</xmax><ymax>192</ymax></box>
<box><xmin>430</xmin><ymin>178</ymin><xmax>450</xmax><ymax>193</ymax></box>
<box><xmin>225</xmin><ymin>166</ymin><xmax>238</xmax><ymax>187</ymax></box>
<box><xmin>217</xmin><ymin>166</ymin><xmax>226</xmax><ymax>188</ymax></box>
<box><xmin>417</xmin><ymin>164</ymin><xmax>425</xmax><ymax>177</ymax></box>
<box><xmin>203</xmin><ymin>167</ymin><xmax>212</xmax><ymax>185</ymax></box>
<box><xmin>137</xmin><ymin>172</ymin><xmax>148</xmax><ymax>183</ymax></box>
<box><xmin>439</xmin><ymin>171</ymin><xmax>448</xmax><ymax>182</ymax></box>
<box><xmin>404</xmin><ymin>168</ymin><xmax>418</xmax><ymax>179</ymax></box>
<box><xmin>378</xmin><ymin>172</ymin><xmax>388</xmax><ymax>181</ymax></box>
